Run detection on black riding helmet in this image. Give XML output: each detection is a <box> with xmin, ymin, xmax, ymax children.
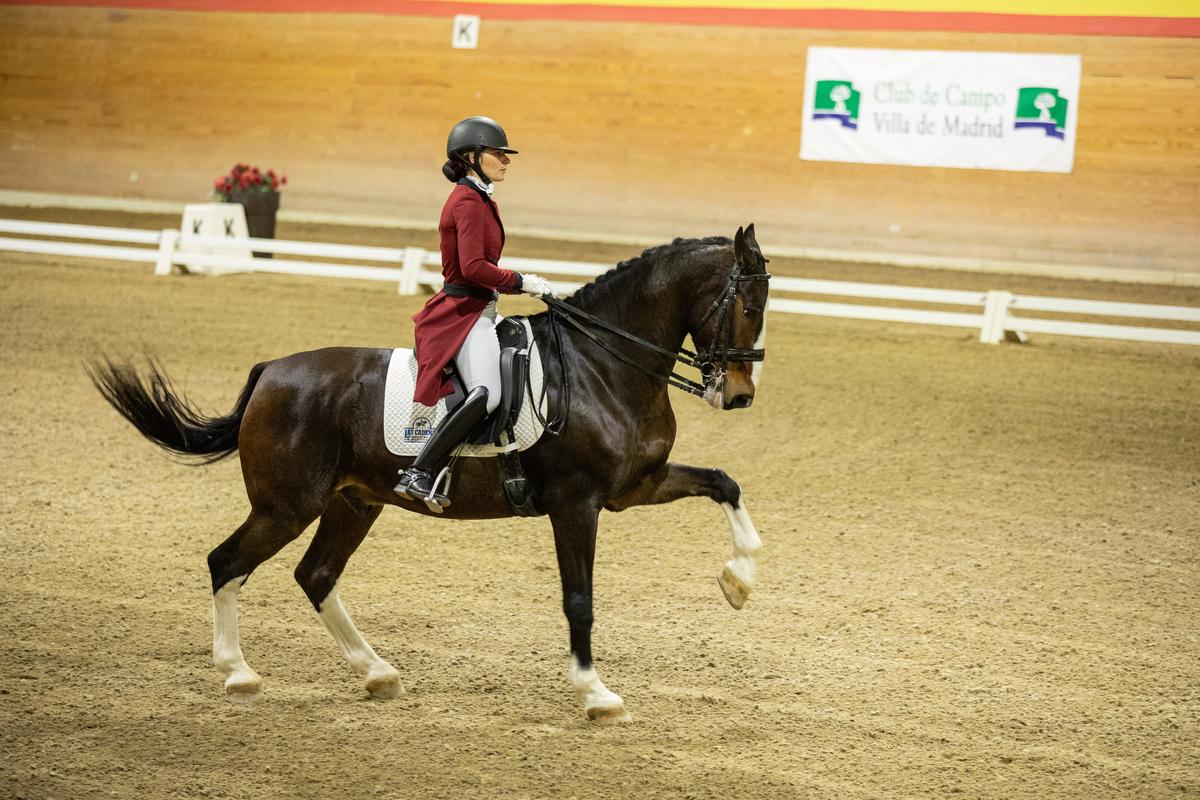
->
<box><xmin>446</xmin><ymin>116</ymin><xmax>518</xmax><ymax>185</ymax></box>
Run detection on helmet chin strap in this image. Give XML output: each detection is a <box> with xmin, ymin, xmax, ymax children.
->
<box><xmin>466</xmin><ymin>146</ymin><xmax>492</xmax><ymax>185</ymax></box>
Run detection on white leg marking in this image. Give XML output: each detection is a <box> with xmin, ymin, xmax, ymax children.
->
<box><xmin>569</xmin><ymin>655</ymin><xmax>630</xmax><ymax>722</ymax></box>
<box><xmin>212</xmin><ymin>575</ymin><xmax>262</xmax><ymax>702</ymax></box>
<box><xmin>751</xmin><ymin>306</ymin><xmax>767</xmax><ymax>388</ymax></box>
<box><xmin>317</xmin><ymin>584</ymin><xmax>403</xmax><ymax>698</ymax></box>
<box><xmin>718</xmin><ymin>493</ymin><xmax>762</xmax><ymax>609</ymax></box>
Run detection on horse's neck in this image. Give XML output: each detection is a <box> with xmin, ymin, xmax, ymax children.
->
<box><xmin>567</xmin><ymin>263</ymin><xmax>690</xmax><ymax>355</ymax></box>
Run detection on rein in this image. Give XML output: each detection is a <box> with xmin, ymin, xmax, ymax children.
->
<box><xmin>542</xmin><ymin>296</ymin><xmax>710</xmax><ymax>396</ymax></box>
<box><xmin>527</xmin><ymin>262</ymin><xmax>770</xmax><ymax>435</ymax></box>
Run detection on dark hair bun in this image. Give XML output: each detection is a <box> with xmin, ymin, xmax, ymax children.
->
<box><xmin>442</xmin><ymin>159</ymin><xmax>467</xmax><ymax>182</ymax></box>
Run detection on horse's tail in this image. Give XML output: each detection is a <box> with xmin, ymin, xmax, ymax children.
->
<box><xmin>86</xmin><ymin>357</ymin><xmax>267</xmax><ymax>465</ymax></box>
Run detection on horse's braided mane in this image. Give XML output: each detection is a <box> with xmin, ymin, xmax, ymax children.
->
<box><xmin>565</xmin><ymin>235</ymin><xmax>732</xmax><ymax>307</ymax></box>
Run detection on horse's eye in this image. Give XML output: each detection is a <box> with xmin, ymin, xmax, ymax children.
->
<box><xmin>742</xmin><ymin>307</ymin><xmax>756</xmax><ymax>318</ymax></box>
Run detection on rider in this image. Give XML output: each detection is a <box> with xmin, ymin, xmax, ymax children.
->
<box><xmin>395</xmin><ymin>116</ymin><xmax>557</xmax><ymax>508</ymax></box>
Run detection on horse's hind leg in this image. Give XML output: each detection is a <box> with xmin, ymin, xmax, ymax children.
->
<box><xmin>607</xmin><ymin>463</ymin><xmax>762</xmax><ymax>609</ymax></box>
<box><xmin>294</xmin><ymin>495</ymin><xmax>402</xmax><ymax>699</ymax></box>
<box><xmin>207</xmin><ymin>509</ymin><xmax>311</xmax><ymax>703</ymax></box>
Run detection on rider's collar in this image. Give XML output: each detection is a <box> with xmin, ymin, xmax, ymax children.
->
<box><xmin>464</xmin><ymin>175</ymin><xmax>494</xmax><ymax>197</ymax></box>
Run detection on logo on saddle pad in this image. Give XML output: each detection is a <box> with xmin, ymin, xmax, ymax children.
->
<box><xmin>812</xmin><ymin>79</ymin><xmax>861</xmax><ymax>130</ymax></box>
<box><xmin>403</xmin><ymin>416</ymin><xmax>433</xmax><ymax>443</ymax></box>
<box><xmin>1014</xmin><ymin>87</ymin><xmax>1068</xmax><ymax>139</ymax></box>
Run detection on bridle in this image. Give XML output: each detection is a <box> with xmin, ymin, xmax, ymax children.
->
<box><xmin>529</xmin><ymin>259</ymin><xmax>770</xmax><ymax>434</ymax></box>
<box><xmin>690</xmin><ymin>262</ymin><xmax>771</xmax><ymax>389</ymax></box>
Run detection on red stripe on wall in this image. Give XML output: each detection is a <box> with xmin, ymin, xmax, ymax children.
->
<box><xmin>2</xmin><ymin>0</ymin><xmax>1198</xmax><ymax>37</ymax></box>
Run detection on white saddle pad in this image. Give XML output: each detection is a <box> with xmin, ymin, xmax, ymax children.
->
<box><xmin>382</xmin><ymin>318</ymin><xmax>548</xmax><ymax>457</ymax></box>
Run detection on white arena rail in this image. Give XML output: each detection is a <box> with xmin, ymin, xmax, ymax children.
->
<box><xmin>1</xmin><ymin>217</ymin><xmax>1198</xmax><ymax>347</ymax></box>
<box><xmin>0</xmin><ymin>219</ymin><xmax>161</xmax><ymax>244</ymax></box>
<box><xmin>769</xmin><ymin>276</ymin><xmax>991</xmax><ymax>335</ymax></box>
<box><xmin>0</xmin><ymin>219</ymin><xmax>163</xmax><ymax>264</ymax></box>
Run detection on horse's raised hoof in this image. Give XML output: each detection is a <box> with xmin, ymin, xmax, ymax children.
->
<box><xmin>717</xmin><ymin>566</ymin><xmax>750</xmax><ymax>610</ymax></box>
<box><xmin>224</xmin><ymin>674</ymin><xmax>263</xmax><ymax>705</ymax></box>
<box><xmin>587</xmin><ymin>704</ymin><xmax>633</xmax><ymax>724</ymax></box>
<box><xmin>365</xmin><ymin>666</ymin><xmax>405</xmax><ymax>699</ymax></box>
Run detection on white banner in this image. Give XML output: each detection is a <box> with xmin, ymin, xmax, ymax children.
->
<box><xmin>800</xmin><ymin>47</ymin><xmax>1081</xmax><ymax>173</ymax></box>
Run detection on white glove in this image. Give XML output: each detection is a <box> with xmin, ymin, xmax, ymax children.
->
<box><xmin>521</xmin><ymin>273</ymin><xmax>558</xmax><ymax>297</ymax></box>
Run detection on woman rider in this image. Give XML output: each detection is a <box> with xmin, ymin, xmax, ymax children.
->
<box><xmin>395</xmin><ymin>116</ymin><xmax>557</xmax><ymax>509</ymax></box>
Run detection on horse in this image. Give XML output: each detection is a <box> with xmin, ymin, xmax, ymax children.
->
<box><xmin>88</xmin><ymin>224</ymin><xmax>770</xmax><ymax>722</ymax></box>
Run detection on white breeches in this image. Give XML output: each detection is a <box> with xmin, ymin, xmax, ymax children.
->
<box><xmin>454</xmin><ymin>300</ymin><xmax>502</xmax><ymax>414</ymax></box>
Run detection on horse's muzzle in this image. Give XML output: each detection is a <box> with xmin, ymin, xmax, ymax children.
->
<box><xmin>724</xmin><ymin>393</ymin><xmax>754</xmax><ymax>410</ymax></box>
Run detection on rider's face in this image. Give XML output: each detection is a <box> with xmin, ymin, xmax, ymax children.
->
<box><xmin>474</xmin><ymin>148</ymin><xmax>511</xmax><ymax>182</ymax></box>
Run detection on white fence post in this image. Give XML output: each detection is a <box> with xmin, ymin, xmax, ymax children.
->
<box><xmin>398</xmin><ymin>247</ymin><xmax>425</xmax><ymax>295</ymax></box>
<box><xmin>155</xmin><ymin>229</ymin><xmax>179</xmax><ymax>276</ymax></box>
<box><xmin>980</xmin><ymin>290</ymin><xmax>1013</xmax><ymax>344</ymax></box>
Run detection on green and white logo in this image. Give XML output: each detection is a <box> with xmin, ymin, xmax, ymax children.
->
<box><xmin>812</xmin><ymin>80</ymin><xmax>861</xmax><ymax>130</ymax></box>
<box><xmin>1014</xmin><ymin>87</ymin><xmax>1068</xmax><ymax>139</ymax></box>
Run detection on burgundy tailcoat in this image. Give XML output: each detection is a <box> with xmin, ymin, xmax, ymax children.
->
<box><xmin>411</xmin><ymin>181</ymin><xmax>522</xmax><ymax>406</ymax></box>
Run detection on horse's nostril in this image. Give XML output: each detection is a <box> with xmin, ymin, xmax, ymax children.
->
<box><xmin>725</xmin><ymin>394</ymin><xmax>753</xmax><ymax>410</ymax></box>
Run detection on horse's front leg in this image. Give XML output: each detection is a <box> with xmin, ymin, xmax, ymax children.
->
<box><xmin>548</xmin><ymin>505</ymin><xmax>632</xmax><ymax>723</ymax></box>
<box><xmin>608</xmin><ymin>463</ymin><xmax>763</xmax><ymax>609</ymax></box>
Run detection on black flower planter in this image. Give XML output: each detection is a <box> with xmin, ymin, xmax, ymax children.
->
<box><xmin>228</xmin><ymin>190</ymin><xmax>280</xmax><ymax>258</ymax></box>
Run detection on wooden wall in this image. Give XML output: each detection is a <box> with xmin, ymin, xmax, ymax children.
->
<box><xmin>1</xmin><ymin>6</ymin><xmax>1198</xmax><ymax>273</ymax></box>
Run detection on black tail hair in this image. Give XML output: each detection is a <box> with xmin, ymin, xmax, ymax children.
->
<box><xmin>86</xmin><ymin>357</ymin><xmax>266</xmax><ymax>465</ymax></box>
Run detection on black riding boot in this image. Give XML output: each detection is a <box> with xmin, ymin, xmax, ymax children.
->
<box><xmin>394</xmin><ymin>387</ymin><xmax>490</xmax><ymax>511</ymax></box>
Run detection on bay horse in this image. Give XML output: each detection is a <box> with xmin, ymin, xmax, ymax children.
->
<box><xmin>88</xmin><ymin>224</ymin><xmax>769</xmax><ymax>722</ymax></box>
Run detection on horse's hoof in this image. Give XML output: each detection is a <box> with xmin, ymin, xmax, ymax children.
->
<box><xmin>717</xmin><ymin>566</ymin><xmax>750</xmax><ymax>610</ymax></box>
<box><xmin>587</xmin><ymin>704</ymin><xmax>633</xmax><ymax>724</ymax></box>
<box><xmin>224</xmin><ymin>675</ymin><xmax>263</xmax><ymax>705</ymax></box>
<box><xmin>366</xmin><ymin>667</ymin><xmax>404</xmax><ymax>699</ymax></box>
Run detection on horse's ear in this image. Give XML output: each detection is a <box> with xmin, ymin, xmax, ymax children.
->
<box><xmin>734</xmin><ymin>225</ymin><xmax>751</xmax><ymax>267</ymax></box>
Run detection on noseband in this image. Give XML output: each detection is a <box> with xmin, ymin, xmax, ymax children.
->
<box><xmin>535</xmin><ymin>262</ymin><xmax>768</xmax><ymax>431</ymax></box>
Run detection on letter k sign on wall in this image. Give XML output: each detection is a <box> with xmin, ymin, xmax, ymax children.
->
<box><xmin>452</xmin><ymin>15</ymin><xmax>480</xmax><ymax>49</ymax></box>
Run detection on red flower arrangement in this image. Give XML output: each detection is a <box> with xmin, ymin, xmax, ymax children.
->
<box><xmin>212</xmin><ymin>163</ymin><xmax>286</xmax><ymax>200</ymax></box>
